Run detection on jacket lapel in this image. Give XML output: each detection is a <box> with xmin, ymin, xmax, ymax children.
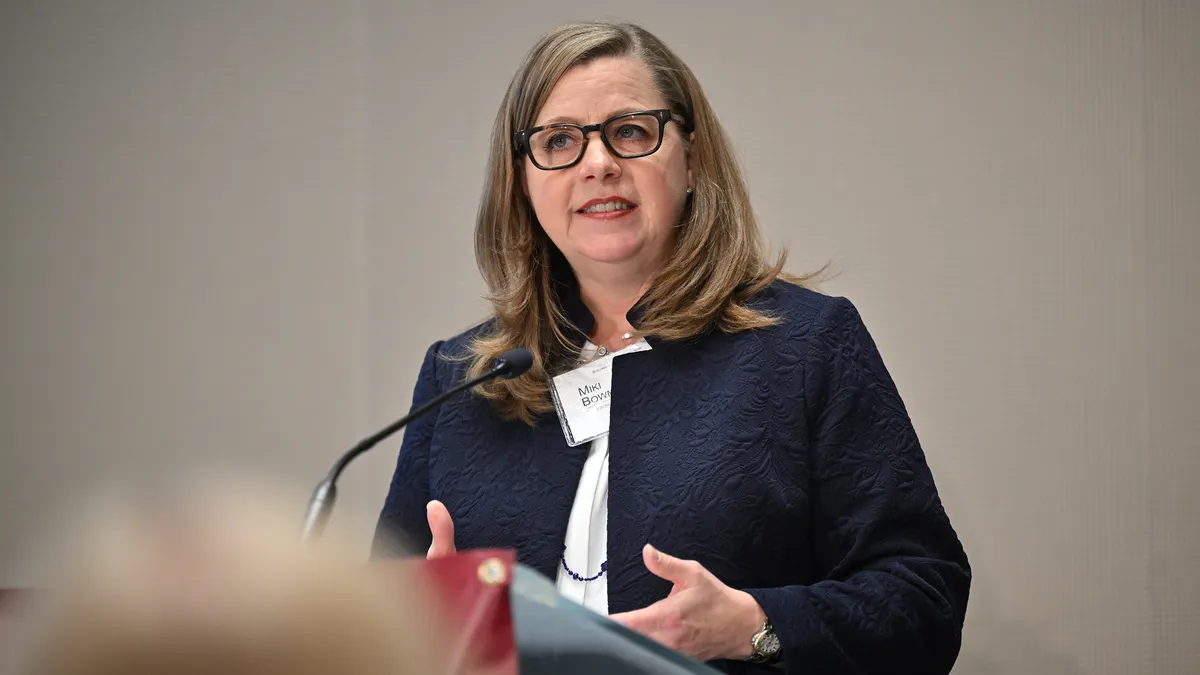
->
<box><xmin>516</xmin><ymin>417</ymin><xmax>589</xmax><ymax>581</ymax></box>
<box><xmin>605</xmin><ymin>343</ymin><xmax>678</xmax><ymax>614</ymax></box>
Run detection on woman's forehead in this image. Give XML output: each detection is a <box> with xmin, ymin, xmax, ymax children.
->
<box><xmin>534</xmin><ymin>57</ymin><xmax>666</xmax><ymax>125</ymax></box>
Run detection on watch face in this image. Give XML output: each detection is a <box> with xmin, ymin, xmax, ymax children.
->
<box><xmin>760</xmin><ymin>632</ymin><xmax>781</xmax><ymax>657</ymax></box>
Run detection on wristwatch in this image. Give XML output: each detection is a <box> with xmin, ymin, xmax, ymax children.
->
<box><xmin>748</xmin><ymin>619</ymin><xmax>781</xmax><ymax>664</ymax></box>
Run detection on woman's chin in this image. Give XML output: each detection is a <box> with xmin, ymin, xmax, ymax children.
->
<box><xmin>575</xmin><ymin>240</ymin><xmax>647</xmax><ymax>265</ymax></box>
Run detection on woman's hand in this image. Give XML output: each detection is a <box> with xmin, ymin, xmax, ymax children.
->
<box><xmin>609</xmin><ymin>544</ymin><xmax>767</xmax><ymax>663</ymax></box>
<box><xmin>425</xmin><ymin>500</ymin><xmax>456</xmax><ymax>558</ymax></box>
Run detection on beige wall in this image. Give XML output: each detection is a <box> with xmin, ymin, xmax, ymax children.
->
<box><xmin>1</xmin><ymin>2</ymin><xmax>1196</xmax><ymax>673</ymax></box>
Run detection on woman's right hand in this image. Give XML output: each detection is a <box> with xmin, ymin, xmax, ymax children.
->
<box><xmin>425</xmin><ymin>500</ymin><xmax>457</xmax><ymax>559</ymax></box>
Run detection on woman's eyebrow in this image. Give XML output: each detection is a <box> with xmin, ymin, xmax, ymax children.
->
<box><xmin>536</xmin><ymin>107</ymin><xmax>647</xmax><ymax>126</ymax></box>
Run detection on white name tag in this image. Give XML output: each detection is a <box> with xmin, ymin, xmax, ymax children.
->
<box><xmin>549</xmin><ymin>340</ymin><xmax>651</xmax><ymax>447</ymax></box>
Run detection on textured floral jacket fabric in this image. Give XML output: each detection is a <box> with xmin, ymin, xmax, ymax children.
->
<box><xmin>374</xmin><ymin>279</ymin><xmax>971</xmax><ymax>675</ymax></box>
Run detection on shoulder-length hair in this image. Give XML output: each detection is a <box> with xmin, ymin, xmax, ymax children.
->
<box><xmin>465</xmin><ymin>21</ymin><xmax>813</xmax><ymax>425</ymax></box>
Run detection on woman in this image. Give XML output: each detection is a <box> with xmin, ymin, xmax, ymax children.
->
<box><xmin>374</xmin><ymin>20</ymin><xmax>970</xmax><ymax>675</ymax></box>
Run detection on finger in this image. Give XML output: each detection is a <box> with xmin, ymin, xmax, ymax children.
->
<box><xmin>642</xmin><ymin>543</ymin><xmax>703</xmax><ymax>586</ymax></box>
<box><xmin>426</xmin><ymin>500</ymin><xmax>456</xmax><ymax>558</ymax></box>
<box><xmin>611</xmin><ymin>600</ymin><xmax>687</xmax><ymax>653</ymax></box>
<box><xmin>609</xmin><ymin>604</ymin><xmax>664</xmax><ymax>635</ymax></box>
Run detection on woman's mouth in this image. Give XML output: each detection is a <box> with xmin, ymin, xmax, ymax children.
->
<box><xmin>577</xmin><ymin>199</ymin><xmax>638</xmax><ymax>219</ymax></box>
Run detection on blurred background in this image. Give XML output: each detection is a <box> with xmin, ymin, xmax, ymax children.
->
<box><xmin>1</xmin><ymin>1</ymin><xmax>1196</xmax><ymax>673</ymax></box>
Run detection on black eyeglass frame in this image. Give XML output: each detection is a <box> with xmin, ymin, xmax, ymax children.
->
<box><xmin>512</xmin><ymin>108</ymin><xmax>690</xmax><ymax>171</ymax></box>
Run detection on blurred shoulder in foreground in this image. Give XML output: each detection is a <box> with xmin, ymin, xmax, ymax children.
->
<box><xmin>1</xmin><ymin>472</ymin><xmax>448</xmax><ymax>675</ymax></box>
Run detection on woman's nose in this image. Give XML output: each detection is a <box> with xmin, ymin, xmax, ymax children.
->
<box><xmin>578</xmin><ymin>136</ymin><xmax>621</xmax><ymax>180</ymax></box>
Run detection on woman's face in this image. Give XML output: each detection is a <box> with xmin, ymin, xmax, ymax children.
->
<box><xmin>520</xmin><ymin>56</ymin><xmax>693</xmax><ymax>276</ymax></box>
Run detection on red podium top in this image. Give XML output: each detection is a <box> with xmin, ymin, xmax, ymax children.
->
<box><xmin>389</xmin><ymin>549</ymin><xmax>518</xmax><ymax>675</ymax></box>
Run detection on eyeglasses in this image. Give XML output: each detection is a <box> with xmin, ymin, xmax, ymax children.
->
<box><xmin>513</xmin><ymin>109</ymin><xmax>688</xmax><ymax>171</ymax></box>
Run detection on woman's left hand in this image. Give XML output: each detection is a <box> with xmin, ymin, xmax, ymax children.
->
<box><xmin>608</xmin><ymin>544</ymin><xmax>768</xmax><ymax>663</ymax></box>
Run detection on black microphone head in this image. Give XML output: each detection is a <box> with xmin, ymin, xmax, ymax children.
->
<box><xmin>495</xmin><ymin>348</ymin><xmax>534</xmax><ymax>379</ymax></box>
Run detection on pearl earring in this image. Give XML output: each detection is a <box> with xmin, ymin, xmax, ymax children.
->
<box><xmin>686</xmin><ymin>187</ymin><xmax>693</xmax><ymax>195</ymax></box>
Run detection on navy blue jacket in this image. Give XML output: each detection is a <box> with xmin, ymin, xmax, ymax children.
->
<box><xmin>374</xmin><ymin>278</ymin><xmax>970</xmax><ymax>675</ymax></box>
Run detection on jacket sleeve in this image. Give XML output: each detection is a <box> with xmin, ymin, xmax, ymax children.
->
<box><xmin>370</xmin><ymin>340</ymin><xmax>445</xmax><ymax>559</ymax></box>
<box><xmin>743</xmin><ymin>297</ymin><xmax>971</xmax><ymax>675</ymax></box>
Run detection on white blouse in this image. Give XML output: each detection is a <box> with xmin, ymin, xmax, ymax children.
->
<box><xmin>553</xmin><ymin>339</ymin><xmax>648</xmax><ymax>616</ymax></box>
<box><xmin>554</xmin><ymin>432</ymin><xmax>611</xmax><ymax>615</ymax></box>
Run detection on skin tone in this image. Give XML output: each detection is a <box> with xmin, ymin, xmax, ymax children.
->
<box><xmin>425</xmin><ymin>56</ymin><xmax>768</xmax><ymax>663</ymax></box>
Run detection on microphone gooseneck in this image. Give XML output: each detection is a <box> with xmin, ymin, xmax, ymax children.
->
<box><xmin>300</xmin><ymin>347</ymin><xmax>533</xmax><ymax>541</ymax></box>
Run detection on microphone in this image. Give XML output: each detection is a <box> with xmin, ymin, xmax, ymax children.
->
<box><xmin>300</xmin><ymin>347</ymin><xmax>533</xmax><ymax>541</ymax></box>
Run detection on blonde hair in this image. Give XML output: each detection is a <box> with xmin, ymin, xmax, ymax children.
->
<box><xmin>7</xmin><ymin>478</ymin><xmax>449</xmax><ymax>675</ymax></box>
<box><xmin>467</xmin><ymin>21</ymin><xmax>815</xmax><ymax>424</ymax></box>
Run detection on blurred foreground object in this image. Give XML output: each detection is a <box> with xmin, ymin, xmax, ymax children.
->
<box><xmin>1</xmin><ymin>477</ymin><xmax>453</xmax><ymax>675</ymax></box>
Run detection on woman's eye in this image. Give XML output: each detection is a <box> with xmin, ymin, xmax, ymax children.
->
<box><xmin>543</xmin><ymin>133</ymin><xmax>577</xmax><ymax>152</ymax></box>
<box><xmin>615</xmin><ymin>125</ymin><xmax>647</xmax><ymax>139</ymax></box>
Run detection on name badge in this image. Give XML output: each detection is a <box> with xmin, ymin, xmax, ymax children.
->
<box><xmin>549</xmin><ymin>340</ymin><xmax>651</xmax><ymax>447</ymax></box>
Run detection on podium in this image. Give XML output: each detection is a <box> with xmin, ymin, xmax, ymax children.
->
<box><xmin>510</xmin><ymin>560</ymin><xmax>721</xmax><ymax>674</ymax></box>
<box><xmin>393</xmin><ymin>548</ymin><xmax>722</xmax><ymax>675</ymax></box>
